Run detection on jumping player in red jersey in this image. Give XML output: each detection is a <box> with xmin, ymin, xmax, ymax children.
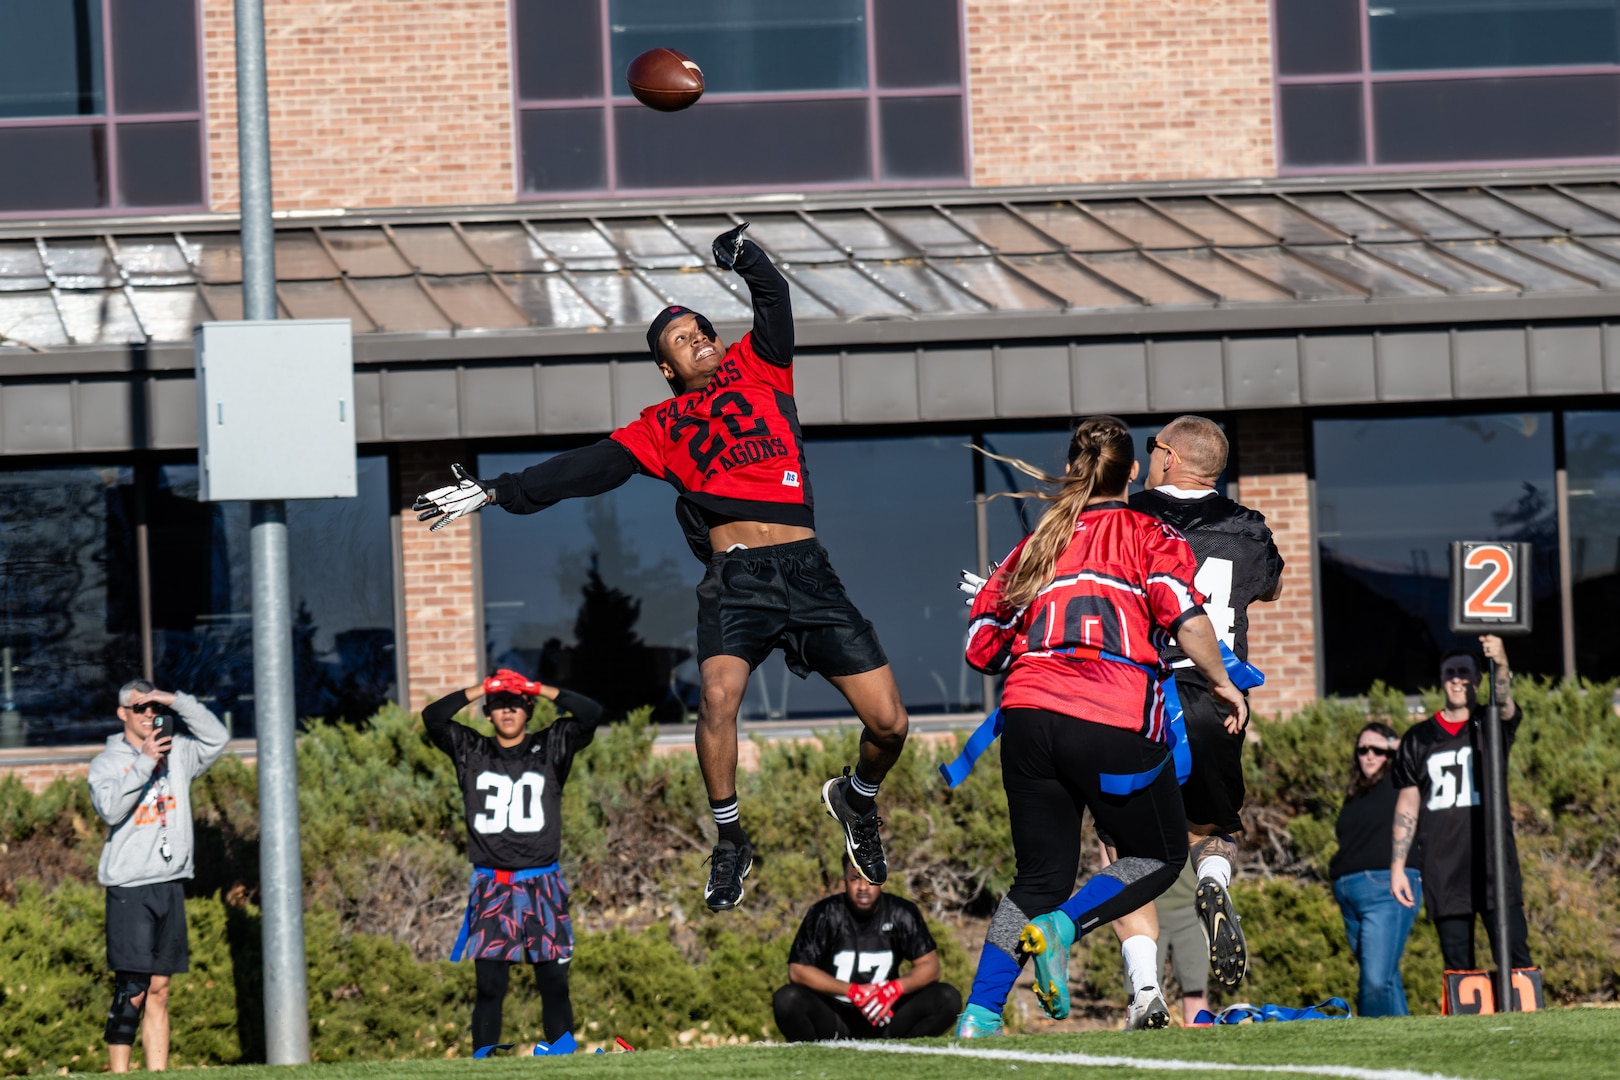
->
<box><xmin>413</xmin><ymin>224</ymin><xmax>909</xmax><ymax>913</ymax></box>
<box><xmin>950</xmin><ymin>417</ymin><xmax>1247</xmax><ymax>1038</ymax></box>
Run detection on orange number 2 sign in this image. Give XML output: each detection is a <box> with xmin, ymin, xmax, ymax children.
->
<box><xmin>1463</xmin><ymin>544</ymin><xmax>1515</xmax><ymax>619</ymax></box>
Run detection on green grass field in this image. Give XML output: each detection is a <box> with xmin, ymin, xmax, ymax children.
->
<box><xmin>200</xmin><ymin>1009</ymin><xmax>1611</xmax><ymax>1080</ymax></box>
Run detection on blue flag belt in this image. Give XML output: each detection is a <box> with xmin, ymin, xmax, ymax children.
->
<box><xmin>1193</xmin><ymin>997</ymin><xmax>1353</xmax><ymax>1025</ymax></box>
<box><xmin>939</xmin><ymin>643</ymin><xmax>1264</xmax><ymax>791</ymax></box>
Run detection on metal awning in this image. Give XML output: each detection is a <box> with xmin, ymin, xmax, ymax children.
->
<box><xmin>7</xmin><ymin>167</ymin><xmax>1620</xmax><ymax>363</ymax></box>
<box><xmin>4</xmin><ymin>168</ymin><xmax>1620</xmax><ymax>456</ymax></box>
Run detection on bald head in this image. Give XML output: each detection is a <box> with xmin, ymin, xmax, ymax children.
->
<box><xmin>1161</xmin><ymin>415</ymin><xmax>1227</xmax><ymax>483</ymax></box>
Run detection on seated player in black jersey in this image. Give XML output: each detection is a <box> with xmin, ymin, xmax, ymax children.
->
<box><xmin>413</xmin><ymin>223</ymin><xmax>909</xmax><ymax>914</ymax></box>
<box><xmin>422</xmin><ymin>668</ymin><xmax>605</xmax><ymax>1052</ymax></box>
<box><xmin>772</xmin><ymin>856</ymin><xmax>960</xmax><ymax>1042</ymax></box>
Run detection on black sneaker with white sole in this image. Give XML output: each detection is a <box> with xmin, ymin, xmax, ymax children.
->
<box><xmin>703</xmin><ymin>837</ymin><xmax>753</xmax><ymax>911</ymax></box>
<box><xmin>820</xmin><ymin>772</ymin><xmax>887</xmax><ymax>885</ymax></box>
<box><xmin>1195</xmin><ymin>877</ymin><xmax>1248</xmax><ymax>988</ymax></box>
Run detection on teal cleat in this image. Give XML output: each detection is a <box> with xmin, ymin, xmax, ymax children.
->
<box><xmin>953</xmin><ymin>1004</ymin><xmax>1004</xmax><ymax>1038</ymax></box>
<box><xmin>1020</xmin><ymin>911</ymin><xmax>1077</xmax><ymax>1019</ymax></box>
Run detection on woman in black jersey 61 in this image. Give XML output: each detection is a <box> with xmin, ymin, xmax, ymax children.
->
<box><xmin>422</xmin><ymin>668</ymin><xmax>604</xmax><ymax>1052</ymax></box>
<box><xmin>413</xmin><ymin>223</ymin><xmax>909</xmax><ymax>914</ymax></box>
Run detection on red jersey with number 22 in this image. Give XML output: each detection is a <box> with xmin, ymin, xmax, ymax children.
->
<box><xmin>609</xmin><ymin>332</ymin><xmax>813</xmax><ymax>528</ymax></box>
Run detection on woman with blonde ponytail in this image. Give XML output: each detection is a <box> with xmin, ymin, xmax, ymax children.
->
<box><xmin>952</xmin><ymin>417</ymin><xmax>1249</xmax><ymax>1038</ymax></box>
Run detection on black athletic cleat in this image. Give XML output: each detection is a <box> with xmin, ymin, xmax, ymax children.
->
<box><xmin>1195</xmin><ymin>877</ymin><xmax>1248</xmax><ymax>988</ymax></box>
<box><xmin>703</xmin><ymin>837</ymin><xmax>753</xmax><ymax>911</ymax></box>
<box><xmin>821</xmin><ymin>771</ymin><xmax>887</xmax><ymax>885</ymax></box>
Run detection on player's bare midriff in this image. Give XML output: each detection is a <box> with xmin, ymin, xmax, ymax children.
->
<box><xmin>709</xmin><ymin>520</ymin><xmax>816</xmax><ymax>552</ymax></box>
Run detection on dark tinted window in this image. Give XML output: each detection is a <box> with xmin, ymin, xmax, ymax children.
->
<box><xmin>875</xmin><ymin>0</ymin><xmax>962</xmax><ymax>88</ymax></box>
<box><xmin>0</xmin><ymin>0</ymin><xmax>103</xmax><ymax>118</ymax></box>
<box><xmin>111</xmin><ymin>0</ymin><xmax>198</xmax><ymax>114</ymax></box>
<box><xmin>0</xmin><ymin>126</ymin><xmax>107</xmax><ymax>212</ymax></box>
<box><xmin>1276</xmin><ymin>0</ymin><xmax>1362</xmax><ymax>76</ymax></box>
<box><xmin>615</xmin><ymin>99</ymin><xmax>869</xmax><ymax>188</ymax></box>
<box><xmin>0</xmin><ymin>466</ymin><xmax>139</xmax><ymax>748</ymax></box>
<box><xmin>479</xmin><ymin>450</ymin><xmax>702</xmax><ymax>724</ymax></box>
<box><xmin>117</xmin><ymin>121</ymin><xmax>203</xmax><ymax>207</ymax></box>
<box><xmin>1374</xmin><ymin>75</ymin><xmax>1620</xmax><ymax>164</ymax></box>
<box><xmin>749</xmin><ymin>434</ymin><xmax>981</xmax><ymax>719</ymax></box>
<box><xmin>609</xmin><ymin>0</ymin><xmax>867</xmax><ymax>94</ymax></box>
<box><xmin>1565</xmin><ymin>411</ymin><xmax>1620</xmax><ymax>680</ymax></box>
<box><xmin>880</xmin><ymin>96</ymin><xmax>965</xmax><ymax>180</ymax></box>
<box><xmin>516</xmin><ymin>0</ymin><xmax>601</xmax><ymax>100</ymax></box>
<box><xmin>1279</xmin><ymin>83</ymin><xmax>1366</xmax><ymax>168</ymax></box>
<box><xmin>1314</xmin><ymin>414</ymin><xmax>1561</xmax><ymax>694</ymax></box>
<box><xmin>152</xmin><ymin>457</ymin><xmax>398</xmax><ymax>733</ymax></box>
<box><xmin>521</xmin><ymin>109</ymin><xmax>607</xmax><ymax>193</ymax></box>
<box><xmin>1370</xmin><ymin>0</ymin><xmax>1620</xmax><ymax>72</ymax></box>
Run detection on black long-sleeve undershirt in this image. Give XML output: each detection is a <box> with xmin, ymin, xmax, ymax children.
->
<box><xmin>733</xmin><ymin>238</ymin><xmax>793</xmax><ymax>367</ymax></box>
<box><xmin>422</xmin><ymin>686</ymin><xmax>606</xmax><ymax>749</ymax></box>
<box><xmin>488</xmin><ymin>238</ymin><xmax>792</xmax><ymax>515</ymax></box>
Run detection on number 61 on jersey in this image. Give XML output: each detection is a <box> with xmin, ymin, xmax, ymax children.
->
<box><xmin>1448</xmin><ymin>541</ymin><xmax>1533</xmax><ymax>636</ymax></box>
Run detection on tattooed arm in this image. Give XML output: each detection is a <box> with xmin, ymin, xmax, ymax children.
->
<box><xmin>1390</xmin><ymin>785</ymin><xmax>1421</xmax><ymax>908</ymax></box>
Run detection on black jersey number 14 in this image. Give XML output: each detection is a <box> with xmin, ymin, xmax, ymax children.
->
<box><xmin>669</xmin><ymin>392</ymin><xmax>769</xmax><ymax>471</ymax></box>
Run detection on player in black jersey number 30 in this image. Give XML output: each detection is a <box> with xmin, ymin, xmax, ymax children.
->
<box><xmin>414</xmin><ymin>224</ymin><xmax>909</xmax><ymax>912</ymax></box>
<box><xmin>423</xmin><ymin>669</ymin><xmax>606</xmax><ymax>1051</ymax></box>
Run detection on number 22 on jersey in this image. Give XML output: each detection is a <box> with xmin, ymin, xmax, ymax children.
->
<box><xmin>472</xmin><ymin>771</ymin><xmax>546</xmax><ymax>834</ymax></box>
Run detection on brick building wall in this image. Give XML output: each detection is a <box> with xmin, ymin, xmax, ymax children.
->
<box><xmin>965</xmin><ymin>0</ymin><xmax>1275</xmax><ymax>186</ymax></box>
<box><xmin>1235</xmin><ymin>409</ymin><xmax>1318</xmax><ymax>718</ymax></box>
<box><xmin>398</xmin><ymin>444</ymin><xmax>483</xmax><ymax>708</ymax></box>
<box><xmin>204</xmin><ymin>0</ymin><xmax>515</xmax><ymax>213</ymax></box>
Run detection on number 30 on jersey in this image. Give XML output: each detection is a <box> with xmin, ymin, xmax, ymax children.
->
<box><xmin>472</xmin><ymin>771</ymin><xmax>546</xmax><ymax>834</ymax></box>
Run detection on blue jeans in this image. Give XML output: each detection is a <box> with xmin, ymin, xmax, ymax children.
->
<box><xmin>1333</xmin><ymin>869</ymin><xmax>1422</xmax><ymax>1017</ymax></box>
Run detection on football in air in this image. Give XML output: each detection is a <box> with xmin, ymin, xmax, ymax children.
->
<box><xmin>626</xmin><ymin>47</ymin><xmax>704</xmax><ymax>111</ymax></box>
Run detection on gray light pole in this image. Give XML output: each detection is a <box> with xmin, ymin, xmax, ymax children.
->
<box><xmin>234</xmin><ymin>0</ymin><xmax>310</xmax><ymax>1063</ymax></box>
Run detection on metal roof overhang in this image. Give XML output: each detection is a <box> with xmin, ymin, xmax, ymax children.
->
<box><xmin>4</xmin><ymin>167</ymin><xmax>1620</xmax><ymax>454</ymax></box>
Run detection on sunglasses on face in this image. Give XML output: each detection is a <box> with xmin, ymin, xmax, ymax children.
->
<box><xmin>1441</xmin><ymin>667</ymin><xmax>1476</xmax><ymax>681</ymax></box>
<box><xmin>1147</xmin><ymin>436</ymin><xmax>1175</xmax><ymax>458</ymax></box>
<box><xmin>1357</xmin><ymin>745</ymin><xmax>1392</xmax><ymax>758</ymax></box>
<box><xmin>125</xmin><ymin>702</ymin><xmax>160</xmax><ymax>715</ymax></box>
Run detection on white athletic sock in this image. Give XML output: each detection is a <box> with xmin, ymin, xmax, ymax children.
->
<box><xmin>1121</xmin><ymin>935</ymin><xmax>1159</xmax><ymax>996</ymax></box>
<box><xmin>1197</xmin><ymin>854</ymin><xmax>1233</xmax><ymax>890</ymax></box>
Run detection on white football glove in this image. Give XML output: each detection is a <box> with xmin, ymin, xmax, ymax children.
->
<box><xmin>413</xmin><ymin>463</ymin><xmax>492</xmax><ymax>532</ymax></box>
<box><xmin>957</xmin><ymin>561</ymin><xmax>999</xmax><ymax>605</ymax></box>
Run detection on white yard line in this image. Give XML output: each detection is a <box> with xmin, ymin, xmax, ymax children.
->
<box><xmin>820</xmin><ymin>1040</ymin><xmax>1478</xmax><ymax>1080</ymax></box>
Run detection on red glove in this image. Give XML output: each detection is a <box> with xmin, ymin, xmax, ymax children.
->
<box><xmin>859</xmin><ymin>981</ymin><xmax>903</xmax><ymax>1026</ymax></box>
<box><xmin>483</xmin><ymin>669</ymin><xmax>544</xmax><ymax>697</ymax></box>
<box><xmin>845</xmin><ymin>982</ymin><xmax>876</xmax><ymax>1009</ymax></box>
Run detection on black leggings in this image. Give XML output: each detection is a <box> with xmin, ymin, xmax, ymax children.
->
<box><xmin>472</xmin><ymin>959</ymin><xmax>572</xmax><ymax>1048</ymax></box>
<box><xmin>1436</xmin><ymin>907</ymin><xmax>1532</xmax><ymax>971</ymax></box>
<box><xmin>772</xmin><ymin>982</ymin><xmax>961</xmax><ymax>1042</ymax></box>
<box><xmin>1002</xmin><ymin>708</ymin><xmax>1188</xmax><ymax>925</ymax></box>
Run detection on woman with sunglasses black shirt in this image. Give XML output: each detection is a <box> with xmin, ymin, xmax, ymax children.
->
<box><xmin>1330</xmin><ymin>721</ymin><xmax>1421</xmax><ymax>1017</ymax></box>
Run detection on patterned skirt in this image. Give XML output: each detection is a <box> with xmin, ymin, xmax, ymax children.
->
<box><xmin>451</xmin><ymin>866</ymin><xmax>573</xmax><ymax>964</ymax></box>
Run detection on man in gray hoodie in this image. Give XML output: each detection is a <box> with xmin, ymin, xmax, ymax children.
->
<box><xmin>88</xmin><ymin>679</ymin><xmax>229</xmax><ymax>1073</ymax></box>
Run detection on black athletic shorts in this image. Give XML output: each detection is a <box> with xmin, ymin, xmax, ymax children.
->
<box><xmin>696</xmin><ymin>538</ymin><xmax>887</xmax><ymax>678</ymax></box>
<box><xmin>1177</xmin><ymin>681</ymin><xmax>1247</xmax><ymax>835</ymax></box>
<box><xmin>105</xmin><ymin>881</ymin><xmax>190</xmax><ymax>975</ymax></box>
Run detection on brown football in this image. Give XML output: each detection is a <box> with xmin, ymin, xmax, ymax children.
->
<box><xmin>626</xmin><ymin>47</ymin><xmax>704</xmax><ymax>112</ymax></box>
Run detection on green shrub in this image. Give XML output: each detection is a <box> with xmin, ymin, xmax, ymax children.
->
<box><xmin>3</xmin><ymin>677</ymin><xmax>1617</xmax><ymax>1074</ymax></box>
